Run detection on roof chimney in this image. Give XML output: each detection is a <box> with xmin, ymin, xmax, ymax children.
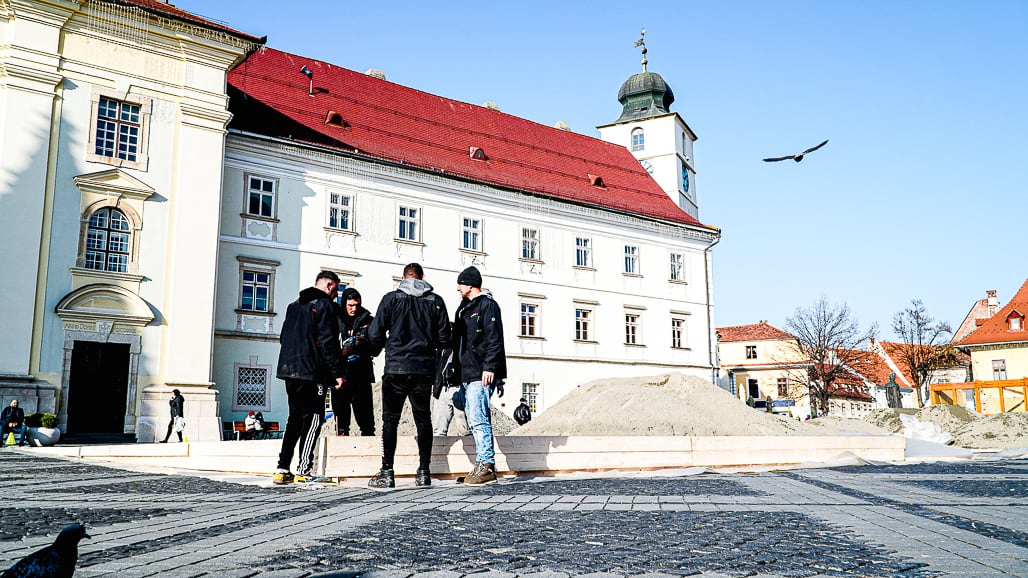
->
<box><xmin>987</xmin><ymin>289</ymin><xmax>999</xmax><ymax>315</ymax></box>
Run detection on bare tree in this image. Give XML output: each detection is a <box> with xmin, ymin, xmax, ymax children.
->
<box><xmin>785</xmin><ymin>296</ymin><xmax>877</xmax><ymax>416</ymax></box>
<box><xmin>892</xmin><ymin>299</ymin><xmax>953</xmax><ymax>408</ymax></box>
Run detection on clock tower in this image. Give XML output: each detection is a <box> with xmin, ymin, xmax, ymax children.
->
<box><xmin>597</xmin><ymin>32</ymin><xmax>699</xmax><ymax>218</ymax></box>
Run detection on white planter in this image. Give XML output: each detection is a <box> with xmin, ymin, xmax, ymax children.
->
<box><xmin>27</xmin><ymin>427</ymin><xmax>61</xmax><ymax>447</ymax></box>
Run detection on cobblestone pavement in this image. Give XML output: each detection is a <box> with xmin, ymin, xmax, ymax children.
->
<box><xmin>1</xmin><ymin>450</ymin><xmax>1026</xmax><ymax>577</ymax></box>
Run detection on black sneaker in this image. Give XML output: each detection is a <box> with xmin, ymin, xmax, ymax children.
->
<box><xmin>415</xmin><ymin>469</ymin><xmax>431</xmax><ymax>487</ymax></box>
<box><xmin>368</xmin><ymin>468</ymin><xmax>395</xmax><ymax>489</ymax></box>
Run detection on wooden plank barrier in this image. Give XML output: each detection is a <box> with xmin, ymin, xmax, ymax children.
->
<box><xmin>930</xmin><ymin>378</ymin><xmax>1028</xmax><ymax>415</ymax></box>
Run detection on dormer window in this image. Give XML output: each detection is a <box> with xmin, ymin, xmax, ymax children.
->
<box><xmin>325</xmin><ymin>112</ymin><xmax>347</xmax><ymax>128</ymax></box>
<box><xmin>1009</xmin><ymin>311</ymin><xmax>1024</xmax><ymax>331</ymax></box>
<box><xmin>588</xmin><ymin>174</ymin><xmax>605</xmax><ymax>188</ymax></box>
<box><xmin>470</xmin><ymin>146</ymin><xmax>487</xmax><ymax>160</ymax></box>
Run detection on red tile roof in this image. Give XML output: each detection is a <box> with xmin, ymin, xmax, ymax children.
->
<box><xmin>956</xmin><ymin>278</ymin><xmax>1028</xmax><ymax>346</ymax></box>
<box><xmin>845</xmin><ymin>349</ymin><xmax>894</xmax><ymax>386</ymax></box>
<box><xmin>717</xmin><ymin>322</ymin><xmax>796</xmax><ymax>343</ymax></box>
<box><xmin>226</xmin><ymin>47</ymin><xmax>710</xmax><ymax>228</ymax></box>
<box><xmin>110</xmin><ymin>1</ymin><xmax>263</xmax><ymax>43</ymax></box>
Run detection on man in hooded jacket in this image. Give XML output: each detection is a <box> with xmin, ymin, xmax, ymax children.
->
<box><xmin>274</xmin><ymin>270</ymin><xmax>346</xmax><ymax>484</ymax></box>
<box><xmin>332</xmin><ymin>287</ymin><xmax>376</xmax><ymax>436</ymax></box>
<box><xmin>366</xmin><ymin>263</ymin><xmax>450</xmax><ymax>488</ymax></box>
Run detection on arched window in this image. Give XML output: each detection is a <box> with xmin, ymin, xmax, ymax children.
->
<box><xmin>85</xmin><ymin>208</ymin><xmax>131</xmax><ymax>272</ymax></box>
<box><xmin>631</xmin><ymin>128</ymin><xmax>645</xmax><ymax>151</ymax></box>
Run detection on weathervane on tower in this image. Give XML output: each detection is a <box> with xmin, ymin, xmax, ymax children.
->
<box><xmin>633</xmin><ymin>29</ymin><xmax>647</xmax><ymax>72</ymax></box>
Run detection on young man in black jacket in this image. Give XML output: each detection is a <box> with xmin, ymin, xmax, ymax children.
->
<box><xmin>366</xmin><ymin>263</ymin><xmax>450</xmax><ymax>488</ymax></box>
<box><xmin>332</xmin><ymin>287</ymin><xmax>376</xmax><ymax>436</ymax></box>
<box><xmin>453</xmin><ymin>266</ymin><xmax>507</xmax><ymax>486</ymax></box>
<box><xmin>274</xmin><ymin>270</ymin><xmax>346</xmax><ymax>485</ymax></box>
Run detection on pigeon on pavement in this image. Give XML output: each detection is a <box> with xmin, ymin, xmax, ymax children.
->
<box><xmin>1</xmin><ymin>523</ymin><xmax>89</xmax><ymax>578</ymax></box>
<box><xmin>763</xmin><ymin>139</ymin><xmax>829</xmax><ymax>162</ymax></box>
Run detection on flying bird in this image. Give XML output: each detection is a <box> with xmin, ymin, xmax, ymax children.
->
<box><xmin>2</xmin><ymin>524</ymin><xmax>89</xmax><ymax>578</ymax></box>
<box><xmin>763</xmin><ymin>139</ymin><xmax>829</xmax><ymax>162</ymax></box>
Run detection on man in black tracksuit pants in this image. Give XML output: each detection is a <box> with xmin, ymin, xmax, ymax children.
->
<box><xmin>274</xmin><ymin>270</ymin><xmax>346</xmax><ymax>484</ymax></box>
<box><xmin>366</xmin><ymin>263</ymin><xmax>450</xmax><ymax>489</ymax></box>
<box><xmin>332</xmin><ymin>287</ymin><xmax>376</xmax><ymax>436</ymax></box>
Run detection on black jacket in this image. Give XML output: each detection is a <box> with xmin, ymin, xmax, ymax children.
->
<box><xmin>276</xmin><ymin>287</ymin><xmax>346</xmax><ymax>382</ymax></box>
<box><xmin>514</xmin><ymin>403</ymin><xmax>532</xmax><ymax>425</ymax></box>
<box><xmin>169</xmin><ymin>394</ymin><xmax>184</xmax><ymax>418</ymax></box>
<box><xmin>367</xmin><ymin>279</ymin><xmax>450</xmax><ymax>375</ymax></box>
<box><xmin>454</xmin><ymin>291</ymin><xmax>507</xmax><ymax>382</ymax></box>
<box><xmin>2</xmin><ymin>406</ymin><xmax>25</xmax><ymax>428</ymax></box>
<box><xmin>338</xmin><ymin>304</ymin><xmax>376</xmax><ymax>384</ymax></box>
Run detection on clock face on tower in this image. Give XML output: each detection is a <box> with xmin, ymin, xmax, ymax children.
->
<box><xmin>640</xmin><ymin>160</ymin><xmax>654</xmax><ymax>174</ymax></box>
<box><xmin>681</xmin><ymin>163</ymin><xmax>690</xmax><ymax>192</ymax></box>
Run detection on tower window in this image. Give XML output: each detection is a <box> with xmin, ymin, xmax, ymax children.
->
<box><xmin>631</xmin><ymin>128</ymin><xmax>645</xmax><ymax>151</ymax></box>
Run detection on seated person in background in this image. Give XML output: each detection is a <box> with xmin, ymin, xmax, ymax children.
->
<box><xmin>244</xmin><ymin>411</ymin><xmax>261</xmax><ymax>440</ymax></box>
<box><xmin>2</xmin><ymin>400</ymin><xmax>27</xmax><ymax>447</ymax></box>
<box><xmin>254</xmin><ymin>412</ymin><xmax>268</xmax><ymax>439</ymax></box>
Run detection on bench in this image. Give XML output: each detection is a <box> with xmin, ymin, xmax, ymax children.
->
<box><xmin>223</xmin><ymin>421</ymin><xmax>283</xmax><ymax>441</ymax></box>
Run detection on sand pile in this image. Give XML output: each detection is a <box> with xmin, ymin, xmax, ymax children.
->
<box><xmin>951</xmin><ymin>413</ymin><xmax>1028</xmax><ymax>449</ymax></box>
<box><xmin>510</xmin><ymin>373</ymin><xmax>806</xmax><ymax>436</ymax></box>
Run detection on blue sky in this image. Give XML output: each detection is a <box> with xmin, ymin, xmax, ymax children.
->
<box><xmin>176</xmin><ymin>0</ymin><xmax>1027</xmax><ymax>338</ymax></box>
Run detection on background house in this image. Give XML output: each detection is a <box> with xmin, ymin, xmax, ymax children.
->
<box><xmin>717</xmin><ymin>322</ymin><xmax>811</xmax><ymax>417</ymax></box>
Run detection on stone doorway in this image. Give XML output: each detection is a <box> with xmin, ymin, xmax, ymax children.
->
<box><xmin>66</xmin><ymin>341</ymin><xmax>131</xmax><ymax>435</ymax></box>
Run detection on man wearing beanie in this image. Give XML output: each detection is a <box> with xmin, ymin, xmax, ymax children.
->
<box><xmin>366</xmin><ymin>263</ymin><xmax>450</xmax><ymax>488</ymax></box>
<box><xmin>332</xmin><ymin>287</ymin><xmax>376</xmax><ymax>437</ymax></box>
<box><xmin>453</xmin><ymin>265</ymin><xmax>507</xmax><ymax>485</ymax></box>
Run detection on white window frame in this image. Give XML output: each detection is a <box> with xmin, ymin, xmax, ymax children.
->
<box><xmin>624</xmin><ymin>245</ymin><xmax>640</xmax><ymax>275</ymax></box>
<box><xmin>522</xmin><ymin>382</ymin><xmax>539</xmax><ymax>412</ymax></box>
<box><xmin>461</xmin><ymin>216</ymin><xmax>483</xmax><ymax>252</ymax></box>
<box><xmin>625</xmin><ymin>313</ymin><xmax>641</xmax><ymax>345</ymax></box>
<box><xmin>575</xmin><ymin>307</ymin><xmax>593</xmax><ymax>342</ymax></box>
<box><xmin>327</xmin><ymin>190</ymin><xmax>354</xmax><ymax>231</ymax></box>
<box><xmin>745</xmin><ymin>345</ymin><xmax>757</xmax><ymax>360</ymax></box>
<box><xmin>84</xmin><ymin>207</ymin><xmax>132</xmax><ymax>273</ymax></box>
<box><xmin>232</xmin><ymin>356</ymin><xmax>272</xmax><ymax>412</ymax></box>
<box><xmin>236</xmin><ymin>257</ymin><xmax>279</xmax><ymax>315</ymax></box>
<box><xmin>521</xmin><ymin>226</ymin><xmax>541</xmax><ymax>261</ymax></box>
<box><xmin>669</xmin><ymin>252</ymin><xmax>684</xmax><ymax>282</ymax></box>
<box><xmin>671</xmin><ymin>317</ymin><xmax>687</xmax><ymax>349</ymax></box>
<box><xmin>397</xmin><ymin>205</ymin><xmax>421</xmax><ymax>242</ymax></box>
<box><xmin>245</xmin><ymin>175</ymin><xmax>278</xmax><ymax>219</ymax></box>
<box><xmin>86</xmin><ymin>88</ymin><xmax>152</xmax><ymax>171</ymax></box>
<box><xmin>575</xmin><ymin>237</ymin><xmax>593</xmax><ymax>269</ymax></box>
<box><xmin>631</xmin><ymin>127</ymin><xmax>645</xmax><ymax>151</ymax></box>
<box><xmin>520</xmin><ymin>302</ymin><xmax>539</xmax><ymax>338</ymax></box>
<box><xmin>777</xmin><ymin>377</ymin><xmax>789</xmax><ymax>398</ymax></box>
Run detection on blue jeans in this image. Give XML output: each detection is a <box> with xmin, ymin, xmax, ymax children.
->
<box><xmin>462</xmin><ymin>380</ymin><xmax>495</xmax><ymax>464</ymax></box>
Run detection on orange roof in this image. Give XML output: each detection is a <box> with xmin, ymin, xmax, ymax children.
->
<box><xmin>956</xmin><ymin>278</ymin><xmax>1028</xmax><ymax>346</ymax></box>
<box><xmin>845</xmin><ymin>349</ymin><xmax>894</xmax><ymax>385</ymax></box>
<box><xmin>717</xmin><ymin>322</ymin><xmax>796</xmax><ymax>343</ymax></box>
<box><xmin>110</xmin><ymin>0</ymin><xmax>263</xmax><ymax>43</ymax></box>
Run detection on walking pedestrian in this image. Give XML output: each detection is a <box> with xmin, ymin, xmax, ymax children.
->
<box><xmin>158</xmin><ymin>389</ymin><xmax>184</xmax><ymax>443</ymax></box>
<box><xmin>273</xmin><ymin>270</ymin><xmax>347</xmax><ymax>485</ymax></box>
<box><xmin>366</xmin><ymin>263</ymin><xmax>450</xmax><ymax>489</ymax></box>
<box><xmin>452</xmin><ymin>266</ymin><xmax>507</xmax><ymax>486</ymax></box>
<box><xmin>514</xmin><ymin>397</ymin><xmax>532</xmax><ymax>426</ymax></box>
<box><xmin>331</xmin><ymin>287</ymin><xmax>376</xmax><ymax>436</ymax></box>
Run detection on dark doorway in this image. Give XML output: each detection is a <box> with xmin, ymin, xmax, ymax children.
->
<box><xmin>747</xmin><ymin>378</ymin><xmax>760</xmax><ymax>399</ymax></box>
<box><xmin>67</xmin><ymin>341</ymin><xmax>130</xmax><ymax>435</ymax></box>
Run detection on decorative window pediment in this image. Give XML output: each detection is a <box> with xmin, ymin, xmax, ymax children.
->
<box><xmin>73</xmin><ymin>169</ymin><xmax>155</xmax><ymax>201</ymax></box>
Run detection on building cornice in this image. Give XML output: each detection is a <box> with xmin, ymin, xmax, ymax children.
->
<box><xmin>225</xmin><ymin>131</ymin><xmax>720</xmax><ymax>245</ymax></box>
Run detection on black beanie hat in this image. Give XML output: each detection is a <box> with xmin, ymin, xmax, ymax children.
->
<box><xmin>457</xmin><ymin>266</ymin><xmax>482</xmax><ymax>288</ymax></box>
<box><xmin>340</xmin><ymin>287</ymin><xmax>362</xmax><ymax>303</ymax></box>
